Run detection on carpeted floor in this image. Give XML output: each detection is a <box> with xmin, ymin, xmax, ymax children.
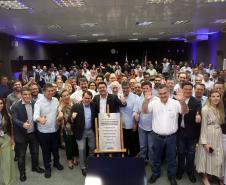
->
<box><xmin>10</xmin><ymin>149</ymin><xmax>204</xmax><ymax>185</ymax></box>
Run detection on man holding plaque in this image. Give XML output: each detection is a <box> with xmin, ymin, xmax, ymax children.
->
<box><xmin>70</xmin><ymin>90</ymin><xmax>96</xmax><ymax>176</ymax></box>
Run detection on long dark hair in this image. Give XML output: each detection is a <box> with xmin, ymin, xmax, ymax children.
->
<box><xmin>0</xmin><ymin>98</ymin><xmax>11</xmax><ymax>133</ymax></box>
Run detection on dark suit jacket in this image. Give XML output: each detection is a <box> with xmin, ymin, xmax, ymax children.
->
<box><xmin>28</xmin><ymin>70</ymin><xmax>40</xmax><ymax>83</ymax></box>
<box><xmin>92</xmin><ymin>93</ymin><xmax>126</xmax><ymax>113</ymax></box>
<box><xmin>11</xmin><ymin>100</ymin><xmax>36</xmax><ymax>143</ymax></box>
<box><xmin>71</xmin><ymin>102</ymin><xmax>96</xmax><ymax>140</ymax></box>
<box><xmin>178</xmin><ymin>96</ymin><xmax>202</xmax><ymax>141</ymax></box>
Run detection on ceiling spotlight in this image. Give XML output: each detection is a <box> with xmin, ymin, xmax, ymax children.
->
<box><xmin>80</xmin><ymin>23</ymin><xmax>98</xmax><ymax>27</ymax></box>
<box><xmin>172</xmin><ymin>20</ymin><xmax>190</xmax><ymax>24</ymax></box>
<box><xmin>132</xmin><ymin>32</ymin><xmax>142</xmax><ymax>35</ymax></box>
<box><xmin>213</xmin><ymin>19</ymin><xmax>226</xmax><ymax>24</ymax></box>
<box><xmin>0</xmin><ymin>0</ymin><xmax>30</xmax><ymax>10</ymax></box>
<box><xmin>67</xmin><ymin>34</ymin><xmax>78</xmax><ymax>37</ymax></box>
<box><xmin>128</xmin><ymin>38</ymin><xmax>138</xmax><ymax>41</ymax></box>
<box><xmin>52</xmin><ymin>0</ymin><xmax>85</xmax><ymax>7</ymax></box>
<box><xmin>170</xmin><ymin>37</ymin><xmax>186</xmax><ymax>41</ymax></box>
<box><xmin>206</xmin><ymin>0</ymin><xmax>226</xmax><ymax>3</ymax></box>
<box><xmin>79</xmin><ymin>39</ymin><xmax>88</xmax><ymax>42</ymax></box>
<box><xmin>148</xmin><ymin>38</ymin><xmax>159</xmax><ymax>40</ymax></box>
<box><xmin>48</xmin><ymin>24</ymin><xmax>62</xmax><ymax>29</ymax></box>
<box><xmin>136</xmin><ymin>21</ymin><xmax>152</xmax><ymax>26</ymax></box>
<box><xmin>159</xmin><ymin>31</ymin><xmax>165</xmax><ymax>35</ymax></box>
<box><xmin>35</xmin><ymin>40</ymin><xmax>59</xmax><ymax>44</ymax></box>
<box><xmin>146</xmin><ymin>0</ymin><xmax>175</xmax><ymax>4</ymax></box>
<box><xmin>97</xmin><ymin>38</ymin><xmax>108</xmax><ymax>42</ymax></box>
<box><xmin>92</xmin><ymin>33</ymin><xmax>105</xmax><ymax>37</ymax></box>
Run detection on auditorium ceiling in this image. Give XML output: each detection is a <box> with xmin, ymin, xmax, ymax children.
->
<box><xmin>0</xmin><ymin>0</ymin><xmax>226</xmax><ymax>43</ymax></box>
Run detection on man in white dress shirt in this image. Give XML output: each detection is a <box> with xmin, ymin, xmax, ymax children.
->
<box><xmin>202</xmin><ymin>72</ymin><xmax>214</xmax><ymax>92</ymax></box>
<box><xmin>70</xmin><ymin>77</ymin><xmax>96</xmax><ymax>103</ymax></box>
<box><xmin>142</xmin><ymin>84</ymin><xmax>189</xmax><ymax>185</ymax></box>
<box><xmin>33</xmin><ymin>83</ymin><xmax>64</xmax><ymax>178</ymax></box>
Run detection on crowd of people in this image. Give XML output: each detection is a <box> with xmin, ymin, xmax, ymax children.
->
<box><xmin>0</xmin><ymin>58</ymin><xmax>226</xmax><ymax>185</ymax></box>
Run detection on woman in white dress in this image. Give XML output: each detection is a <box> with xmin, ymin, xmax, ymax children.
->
<box><xmin>195</xmin><ymin>90</ymin><xmax>225</xmax><ymax>185</ymax></box>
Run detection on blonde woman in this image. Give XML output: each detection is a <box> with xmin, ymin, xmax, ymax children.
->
<box><xmin>58</xmin><ymin>90</ymin><xmax>78</xmax><ymax>169</ymax></box>
<box><xmin>64</xmin><ymin>82</ymin><xmax>73</xmax><ymax>95</ymax></box>
<box><xmin>195</xmin><ymin>90</ymin><xmax>225</xmax><ymax>185</ymax></box>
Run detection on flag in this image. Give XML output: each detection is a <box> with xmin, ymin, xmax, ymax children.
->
<box><xmin>125</xmin><ymin>53</ymin><xmax>128</xmax><ymax>62</ymax></box>
<box><xmin>144</xmin><ymin>51</ymin><xmax>148</xmax><ymax>66</ymax></box>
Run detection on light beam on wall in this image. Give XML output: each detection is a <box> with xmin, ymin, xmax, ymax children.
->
<box><xmin>209</xmin><ymin>32</ymin><xmax>220</xmax><ymax>68</ymax></box>
<box><xmin>191</xmin><ymin>42</ymin><xmax>197</xmax><ymax>65</ymax></box>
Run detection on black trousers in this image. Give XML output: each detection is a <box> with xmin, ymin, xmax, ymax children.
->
<box><xmin>123</xmin><ymin>129</ymin><xmax>140</xmax><ymax>157</ymax></box>
<box><xmin>177</xmin><ymin>131</ymin><xmax>197</xmax><ymax>175</ymax></box>
<box><xmin>16</xmin><ymin>132</ymin><xmax>39</xmax><ymax>174</ymax></box>
<box><xmin>37</xmin><ymin>131</ymin><xmax>60</xmax><ymax>170</ymax></box>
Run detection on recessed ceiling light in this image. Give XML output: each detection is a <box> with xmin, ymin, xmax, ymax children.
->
<box><xmin>97</xmin><ymin>39</ymin><xmax>108</xmax><ymax>42</ymax></box>
<box><xmin>170</xmin><ymin>37</ymin><xmax>186</xmax><ymax>41</ymax></box>
<box><xmin>80</xmin><ymin>23</ymin><xmax>98</xmax><ymax>27</ymax></box>
<box><xmin>213</xmin><ymin>19</ymin><xmax>226</xmax><ymax>24</ymax></box>
<box><xmin>172</xmin><ymin>20</ymin><xmax>190</xmax><ymax>25</ymax></box>
<box><xmin>132</xmin><ymin>32</ymin><xmax>142</xmax><ymax>36</ymax></box>
<box><xmin>159</xmin><ymin>31</ymin><xmax>165</xmax><ymax>35</ymax></box>
<box><xmin>79</xmin><ymin>39</ymin><xmax>88</xmax><ymax>42</ymax></box>
<box><xmin>36</xmin><ymin>40</ymin><xmax>59</xmax><ymax>44</ymax></box>
<box><xmin>128</xmin><ymin>38</ymin><xmax>138</xmax><ymax>41</ymax></box>
<box><xmin>136</xmin><ymin>21</ymin><xmax>152</xmax><ymax>26</ymax></box>
<box><xmin>146</xmin><ymin>0</ymin><xmax>175</xmax><ymax>4</ymax></box>
<box><xmin>92</xmin><ymin>33</ymin><xmax>105</xmax><ymax>37</ymax></box>
<box><xmin>0</xmin><ymin>0</ymin><xmax>30</xmax><ymax>10</ymax></box>
<box><xmin>67</xmin><ymin>34</ymin><xmax>77</xmax><ymax>37</ymax></box>
<box><xmin>206</xmin><ymin>0</ymin><xmax>226</xmax><ymax>3</ymax></box>
<box><xmin>198</xmin><ymin>32</ymin><xmax>218</xmax><ymax>35</ymax></box>
<box><xmin>47</xmin><ymin>24</ymin><xmax>61</xmax><ymax>29</ymax></box>
<box><xmin>16</xmin><ymin>35</ymin><xmax>38</xmax><ymax>39</ymax></box>
<box><xmin>148</xmin><ymin>38</ymin><xmax>159</xmax><ymax>40</ymax></box>
<box><xmin>52</xmin><ymin>0</ymin><xmax>85</xmax><ymax>7</ymax></box>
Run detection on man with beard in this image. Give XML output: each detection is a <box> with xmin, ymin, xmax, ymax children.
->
<box><xmin>152</xmin><ymin>76</ymin><xmax>162</xmax><ymax>97</ymax></box>
<box><xmin>70</xmin><ymin>77</ymin><xmax>96</xmax><ymax>103</ymax></box>
<box><xmin>29</xmin><ymin>83</ymin><xmax>42</xmax><ymax>102</ymax></box>
<box><xmin>6</xmin><ymin>80</ymin><xmax>23</xmax><ymax>161</ymax></box>
<box><xmin>6</xmin><ymin>80</ymin><xmax>22</xmax><ymax>115</ymax></box>
<box><xmin>173</xmin><ymin>72</ymin><xmax>188</xmax><ymax>92</ymax></box>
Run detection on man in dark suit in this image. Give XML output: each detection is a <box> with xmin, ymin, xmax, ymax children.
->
<box><xmin>11</xmin><ymin>87</ymin><xmax>44</xmax><ymax>182</ymax></box>
<box><xmin>176</xmin><ymin>82</ymin><xmax>201</xmax><ymax>183</ymax></box>
<box><xmin>28</xmin><ymin>66</ymin><xmax>40</xmax><ymax>84</ymax></box>
<box><xmin>70</xmin><ymin>90</ymin><xmax>96</xmax><ymax>176</ymax></box>
<box><xmin>93</xmin><ymin>81</ymin><xmax>126</xmax><ymax>113</ymax></box>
